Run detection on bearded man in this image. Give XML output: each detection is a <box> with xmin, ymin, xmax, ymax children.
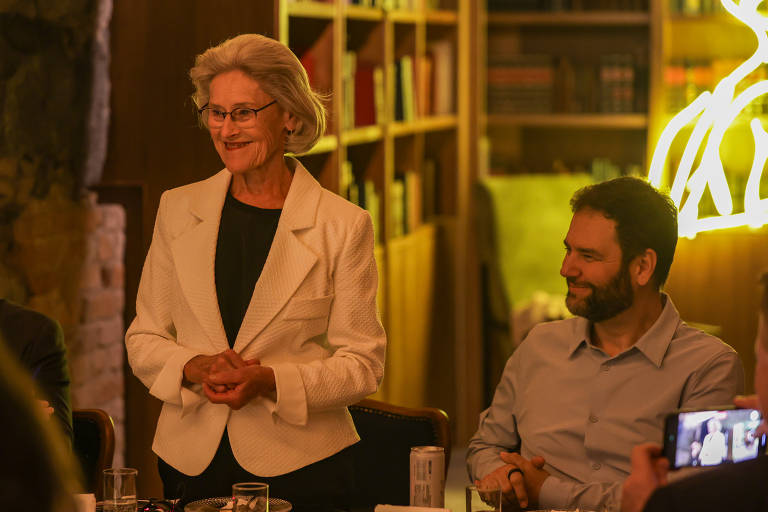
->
<box><xmin>466</xmin><ymin>177</ymin><xmax>744</xmax><ymax>512</ymax></box>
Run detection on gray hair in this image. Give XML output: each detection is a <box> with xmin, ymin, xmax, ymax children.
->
<box><xmin>189</xmin><ymin>33</ymin><xmax>326</xmax><ymax>154</ymax></box>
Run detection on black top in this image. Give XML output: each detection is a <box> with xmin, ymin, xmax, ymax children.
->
<box><xmin>644</xmin><ymin>455</ymin><xmax>768</xmax><ymax>512</ymax></box>
<box><xmin>0</xmin><ymin>299</ymin><xmax>72</xmax><ymax>443</ymax></box>
<box><xmin>215</xmin><ymin>192</ymin><xmax>282</xmax><ymax>348</ymax></box>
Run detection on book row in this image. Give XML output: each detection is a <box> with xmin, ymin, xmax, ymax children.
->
<box><xmin>487</xmin><ymin>53</ymin><xmax>647</xmax><ymax>114</ymax></box>
<box><xmin>340</xmin><ymin>160</ymin><xmax>439</xmax><ymax>240</ymax></box>
<box><xmin>665</xmin><ymin>59</ymin><xmax>768</xmax><ymax>114</ymax></box>
<box><xmin>286</xmin><ymin>0</ymin><xmax>442</xmax><ymax>10</ymax></box>
<box><xmin>489</xmin><ymin>154</ymin><xmax>643</xmax><ymax>179</ymax></box>
<box><xmin>668</xmin><ymin>0</ymin><xmax>726</xmax><ymax>15</ymax></box>
<box><xmin>486</xmin><ymin>0</ymin><xmax>648</xmax><ymax>12</ymax></box>
<box><xmin>340</xmin><ymin>43</ymin><xmax>454</xmax><ymax>129</ymax></box>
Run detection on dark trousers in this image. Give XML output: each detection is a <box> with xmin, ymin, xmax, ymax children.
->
<box><xmin>158</xmin><ymin>429</ymin><xmax>355</xmax><ymax>512</ymax></box>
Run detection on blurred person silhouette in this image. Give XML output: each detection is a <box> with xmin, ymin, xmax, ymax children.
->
<box><xmin>0</xmin><ymin>334</ymin><xmax>79</xmax><ymax>511</ymax></box>
<box><xmin>0</xmin><ymin>298</ymin><xmax>72</xmax><ymax>443</ymax></box>
<box><xmin>698</xmin><ymin>417</ymin><xmax>727</xmax><ymax>466</ymax></box>
<box><xmin>622</xmin><ymin>272</ymin><xmax>768</xmax><ymax>512</ymax></box>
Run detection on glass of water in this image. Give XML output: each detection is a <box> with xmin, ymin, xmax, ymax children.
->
<box><xmin>103</xmin><ymin>468</ymin><xmax>138</xmax><ymax>512</ymax></box>
<box><xmin>232</xmin><ymin>482</ymin><xmax>269</xmax><ymax>512</ymax></box>
<box><xmin>466</xmin><ymin>483</ymin><xmax>502</xmax><ymax>512</ymax></box>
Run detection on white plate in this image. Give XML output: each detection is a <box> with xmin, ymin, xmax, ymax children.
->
<box><xmin>184</xmin><ymin>497</ymin><xmax>292</xmax><ymax>512</ymax></box>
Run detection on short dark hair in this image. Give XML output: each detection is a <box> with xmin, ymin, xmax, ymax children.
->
<box><xmin>570</xmin><ymin>177</ymin><xmax>678</xmax><ymax>288</ymax></box>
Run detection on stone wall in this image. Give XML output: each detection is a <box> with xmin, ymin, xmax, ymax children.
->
<box><xmin>11</xmin><ymin>187</ymin><xmax>126</xmax><ymax>466</ymax></box>
<box><xmin>1</xmin><ymin>1</ymin><xmax>123</xmax><ymax>465</ymax></box>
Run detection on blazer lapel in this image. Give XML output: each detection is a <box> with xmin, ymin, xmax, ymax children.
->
<box><xmin>233</xmin><ymin>163</ymin><xmax>321</xmax><ymax>352</ymax></box>
<box><xmin>170</xmin><ymin>170</ymin><xmax>231</xmax><ymax>352</ymax></box>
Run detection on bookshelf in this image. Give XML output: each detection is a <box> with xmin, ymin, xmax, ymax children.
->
<box><xmin>277</xmin><ymin>0</ymin><xmax>471</xmax><ymax>417</ymax></box>
<box><xmin>479</xmin><ymin>0</ymin><xmax>654</xmax><ymax>178</ymax></box>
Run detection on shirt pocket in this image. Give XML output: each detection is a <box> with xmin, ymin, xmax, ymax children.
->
<box><xmin>283</xmin><ymin>294</ymin><xmax>334</xmax><ymax>320</ymax></box>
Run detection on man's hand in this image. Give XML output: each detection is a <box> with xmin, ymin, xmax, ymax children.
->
<box><xmin>500</xmin><ymin>452</ymin><xmax>549</xmax><ymax>509</ymax></box>
<box><xmin>735</xmin><ymin>394</ymin><xmax>768</xmax><ymax>436</ymax></box>
<box><xmin>38</xmin><ymin>400</ymin><xmax>54</xmax><ymax>417</ymax></box>
<box><xmin>183</xmin><ymin>350</ymin><xmax>247</xmax><ymax>391</ymax></box>
<box><xmin>203</xmin><ymin>363</ymin><xmax>276</xmax><ymax>410</ymax></box>
<box><xmin>477</xmin><ymin>453</ymin><xmax>547</xmax><ymax>510</ymax></box>
<box><xmin>621</xmin><ymin>443</ymin><xmax>669</xmax><ymax>512</ymax></box>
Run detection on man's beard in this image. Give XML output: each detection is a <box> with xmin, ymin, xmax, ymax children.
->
<box><xmin>565</xmin><ymin>264</ymin><xmax>634</xmax><ymax>322</ymax></box>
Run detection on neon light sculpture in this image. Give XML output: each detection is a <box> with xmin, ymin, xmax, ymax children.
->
<box><xmin>648</xmin><ymin>0</ymin><xmax>768</xmax><ymax>237</ymax></box>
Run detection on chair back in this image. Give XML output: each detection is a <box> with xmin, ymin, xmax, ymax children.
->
<box><xmin>348</xmin><ymin>399</ymin><xmax>450</xmax><ymax>508</ymax></box>
<box><xmin>73</xmin><ymin>408</ymin><xmax>115</xmax><ymax>499</ymax></box>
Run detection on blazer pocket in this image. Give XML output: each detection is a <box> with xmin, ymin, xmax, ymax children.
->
<box><xmin>284</xmin><ymin>294</ymin><xmax>334</xmax><ymax>320</ymax></box>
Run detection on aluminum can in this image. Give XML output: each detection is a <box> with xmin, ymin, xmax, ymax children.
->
<box><xmin>410</xmin><ymin>446</ymin><xmax>445</xmax><ymax>507</ymax></box>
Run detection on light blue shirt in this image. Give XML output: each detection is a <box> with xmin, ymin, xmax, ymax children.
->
<box><xmin>466</xmin><ymin>294</ymin><xmax>744</xmax><ymax>511</ymax></box>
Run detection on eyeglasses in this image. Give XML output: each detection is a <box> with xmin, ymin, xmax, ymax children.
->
<box><xmin>198</xmin><ymin>100</ymin><xmax>277</xmax><ymax>127</ymax></box>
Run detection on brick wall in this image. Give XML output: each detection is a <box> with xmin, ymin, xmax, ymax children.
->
<box><xmin>12</xmin><ymin>189</ymin><xmax>126</xmax><ymax>466</ymax></box>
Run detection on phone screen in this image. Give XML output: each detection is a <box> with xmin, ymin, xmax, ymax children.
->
<box><xmin>664</xmin><ymin>408</ymin><xmax>766</xmax><ymax>469</ymax></box>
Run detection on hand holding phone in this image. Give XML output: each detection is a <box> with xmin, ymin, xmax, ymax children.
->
<box><xmin>663</xmin><ymin>406</ymin><xmax>766</xmax><ymax>469</ymax></box>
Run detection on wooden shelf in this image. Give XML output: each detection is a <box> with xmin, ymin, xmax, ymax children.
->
<box><xmin>280</xmin><ymin>0</ymin><xmax>469</xmax><ymax>415</ymax></box>
<box><xmin>388</xmin><ymin>9</ymin><xmax>421</xmax><ymax>23</ymax></box>
<box><xmin>344</xmin><ymin>5</ymin><xmax>384</xmax><ymax>21</ymax></box>
<box><xmin>293</xmin><ymin>134</ymin><xmax>338</xmax><ymax>156</ymax></box>
<box><xmin>286</xmin><ymin>1</ymin><xmax>335</xmax><ymax>18</ymax></box>
<box><xmin>391</xmin><ymin>115</ymin><xmax>458</xmax><ymax>136</ymax></box>
<box><xmin>341</xmin><ymin>125</ymin><xmax>384</xmax><ymax>145</ymax></box>
<box><xmin>425</xmin><ymin>9</ymin><xmax>458</xmax><ymax>25</ymax></box>
<box><xmin>485</xmin><ymin>10</ymin><xmax>650</xmax><ymax>26</ymax></box>
<box><xmin>486</xmin><ymin>113</ymin><xmax>648</xmax><ymax>129</ymax></box>
<box><xmin>667</xmin><ymin>13</ymin><xmax>743</xmax><ymax>25</ymax></box>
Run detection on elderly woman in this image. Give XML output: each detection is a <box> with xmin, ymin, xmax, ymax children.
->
<box><xmin>125</xmin><ymin>34</ymin><xmax>386</xmax><ymax>508</ymax></box>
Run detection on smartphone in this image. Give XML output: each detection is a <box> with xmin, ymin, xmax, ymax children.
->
<box><xmin>663</xmin><ymin>407</ymin><xmax>766</xmax><ymax>469</ymax></box>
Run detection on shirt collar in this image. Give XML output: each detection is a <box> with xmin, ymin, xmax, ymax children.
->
<box><xmin>567</xmin><ymin>293</ymin><xmax>681</xmax><ymax>367</ymax></box>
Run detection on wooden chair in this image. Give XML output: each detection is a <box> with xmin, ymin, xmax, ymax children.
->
<box><xmin>73</xmin><ymin>408</ymin><xmax>115</xmax><ymax>499</ymax></box>
<box><xmin>347</xmin><ymin>398</ymin><xmax>450</xmax><ymax>509</ymax></box>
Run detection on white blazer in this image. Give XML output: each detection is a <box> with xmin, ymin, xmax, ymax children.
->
<box><xmin>125</xmin><ymin>160</ymin><xmax>386</xmax><ymax>477</ymax></box>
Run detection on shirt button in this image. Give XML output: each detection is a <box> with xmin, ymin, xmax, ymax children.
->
<box><xmin>592</xmin><ymin>462</ymin><xmax>602</xmax><ymax>470</ymax></box>
<box><xmin>589</xmin><ymin>415</ymin><xmax>599</xmax><ymax>423</ymax></box>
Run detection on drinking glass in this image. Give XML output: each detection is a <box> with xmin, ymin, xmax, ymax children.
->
<box><xmin>103</xmin><ymin>468</ymin><xmax>138</xmax><ymax>512</ymax></box>
<box><xmin>466</xmin><ymin>483</ymin><xmax>502</xmax><ymax>512</ymax></box>
<box><xmin>232</xmin><ymin>482</ymin><xmax>269</xmax><ymax>512</ymax></box>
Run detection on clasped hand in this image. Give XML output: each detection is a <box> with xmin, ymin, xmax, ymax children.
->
<box><xmin>183</xmin><ymin>350</ymin><xmax>276</xmax><ymax>410</ymax></box>
<box><xmin>476</xmin><ymin>452</ymin><xmax>549</xmax><ymax>510</ymax></box>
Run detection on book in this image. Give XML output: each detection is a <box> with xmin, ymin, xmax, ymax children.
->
<box><xmin>429</xmin><ymin>39</ymin><xmax>454</xmax><ymax>115</ymax></box>
<box><xmin>373</xmin><ymin>66</ymin><xmax>386</xmax><ymax>124</ymax></box>
<box><xmin>416</xmin><ymin>53</ymin><xmax>434</xmax><ymax>116</ymax></box>
<box><xmin>422</xmin><ymin>159</ymin><xmax>436</xmax><ymax>219</ymax></box>
<box><xmin>297</xmin><ymin>37</ymin><xmax>333</xmax><ymax>94</ymax></box>
<box><xmin>405</xmin><ymin>171</ymin><xmax>423</xmax><ymax>232</ymax></box>
<box><xmin>364</xmin><ymin>180</ymin><xmax>381</xmax><ymax>243</ymax></box>
<box><xmin>400</xmin><ymin>55</ymin><xmax>416</xmax><ymax>121</ymax></box>
<box><xmin>341</xmin><ymin>161</ymin><xmax>354</xmax><ymax>201</ymax></box>
<box><xmin>487</xmin><ymin>54</ymin><xmax>553</xmax><ymax>114</ymax></box>
<box><xmin>343</xmin><ymin>51</ymin><xmax>357</xmax><ymax>129</ymax></box>
<box><xmin>395</xmin><ymin>59</ymin><xmax>404</xmax><ymax>121</ymax></box>
<box><xmin>355</xmin><ymin>61</ymin><xmax>377</xmax><ymax>127</ymax></box>
<box><xmin>390</xmin><ymin>178</ymin><xmax>405</xmax><ymax>238</ymax></box>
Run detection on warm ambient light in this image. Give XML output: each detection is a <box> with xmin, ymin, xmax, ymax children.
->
<box><xmin>648</xmin><ymin>0</ymin><xmax>768</xmax><ymax>237</ymax></box>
